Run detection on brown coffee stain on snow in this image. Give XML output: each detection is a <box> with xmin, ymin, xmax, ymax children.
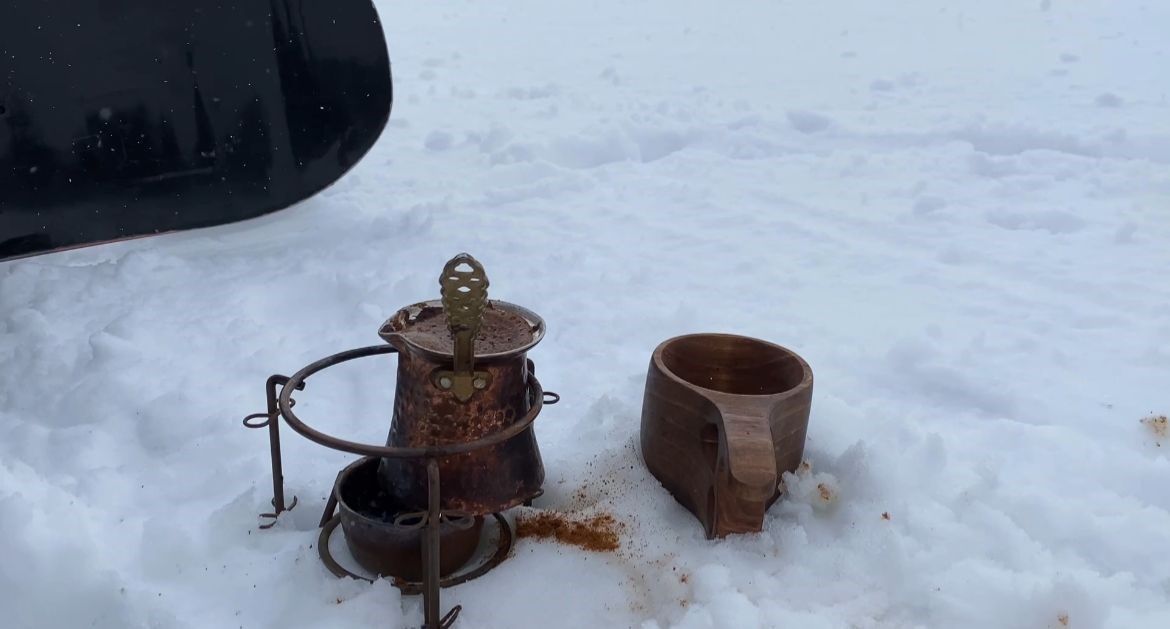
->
<box><xmin>1141</xmin><ymin>414</ymin><xmax>1167</xmax><ymax>442</ymax></box>
<box><xmin>515</xmin><ymin>511</ymin><xmax>623</xmax><ymax>552</ymax></box>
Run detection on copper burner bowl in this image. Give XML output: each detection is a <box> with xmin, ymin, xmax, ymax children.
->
<box><xmin>336</xmin><ymin>457</ymin><xmax>484</xmax><ymax>581</ymax></box>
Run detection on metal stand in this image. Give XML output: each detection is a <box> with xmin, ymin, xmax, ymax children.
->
<box><xmin>243</xmin><ymin>345</ymin><xmax>556</xmax><ymax>629</ymax></box>
<box><xmin>241</xmin><ymin>375</ymin><xmax>303</xmax><ymax>528</ymax></box>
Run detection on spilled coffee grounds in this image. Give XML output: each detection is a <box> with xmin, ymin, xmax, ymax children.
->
<box><xmin>515</xmin><ymin>512</ymin><xmax>622</xmax><ymax>552</ymax></box>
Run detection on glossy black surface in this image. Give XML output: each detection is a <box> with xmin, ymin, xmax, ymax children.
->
<box><xmin>0</xmin><ymin>0</ymin><xmax>392</xmax><ymax>260</ymax></box>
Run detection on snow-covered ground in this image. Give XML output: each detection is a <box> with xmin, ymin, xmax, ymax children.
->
<box><xmin>3</xmin><ymin>1</ymin><xmax>1169</xmax><ymax>627</ymax></box>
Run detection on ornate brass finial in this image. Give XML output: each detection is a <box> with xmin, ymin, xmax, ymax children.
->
<box><xmin>440</xmin><ymin>253</ymin><xmax>489</xmax><ymax>336</ymax></box>
<box><xmin>436</xmin><ymin>253</ymin><xmax>492</xmax><ymax>402</ymax></box>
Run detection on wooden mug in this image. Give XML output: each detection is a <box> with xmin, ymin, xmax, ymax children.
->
<box><xmin>640</xmin><ymin>333</ymin><xmax>813</xmax><ymax>539</ymax></box>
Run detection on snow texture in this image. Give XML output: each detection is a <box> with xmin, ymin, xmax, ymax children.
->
<box><xmin>3</xmin><ymin>1</ymin><xmax>1169</xmax><ymax>627</ymax></box>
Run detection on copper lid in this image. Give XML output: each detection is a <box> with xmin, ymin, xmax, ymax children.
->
<box><xmin>379</xmin><ymin>253</ymin><xmax>545</xmax><ymax>367</ymax></box>
<box><xmin>379</xmin><ymin>299</ymin><xmax>544</xmax><ymax>360</ymax></box>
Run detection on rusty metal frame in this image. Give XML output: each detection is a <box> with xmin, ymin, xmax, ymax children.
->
<box><xmin>241</xmin><ymin>375</ymin><xmax>304</xmax><ymax>528</ymax></box>
<box><xmin>243</xmin><ymin>344</ymin><xmax>556</xmax><ymax>629</ymax></box>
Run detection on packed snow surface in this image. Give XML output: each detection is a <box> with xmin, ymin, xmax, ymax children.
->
<box><xmin>3</xmin><ymin>1</ymin><xmax>1169</xmax><ymax>627</ymax></box>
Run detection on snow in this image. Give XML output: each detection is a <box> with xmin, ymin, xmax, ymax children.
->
<box><xmin>2</xmin><ymin>0</ymin><xmax>1169</xmax><ymax>627</ymax></box>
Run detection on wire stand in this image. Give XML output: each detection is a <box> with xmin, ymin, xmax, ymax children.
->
<box><xmin>242</xmin><ymin>345</ymin><xmax>556</xmax><ymax>629</ymax></box>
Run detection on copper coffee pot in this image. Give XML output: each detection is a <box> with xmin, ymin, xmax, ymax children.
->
<box><xmin>376</xmin><ymin>254</ymin><xmax>547</xmax><ymax>515</ymax></box>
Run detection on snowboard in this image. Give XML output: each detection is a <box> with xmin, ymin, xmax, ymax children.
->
<box><xmin>0</xmin><ymin>0</ymin><xmax>392</xmax><ymax>261</ymax></box>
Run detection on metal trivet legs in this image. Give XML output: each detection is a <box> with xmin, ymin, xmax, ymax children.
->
<box><xmin>243</xmin><ymin>344</ymin><xmax>556</xmax><ymax>629</ymax></box>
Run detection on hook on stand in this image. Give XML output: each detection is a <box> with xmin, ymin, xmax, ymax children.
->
<box><xmin>242</xmin><ymin>374</ymin><xmax>304</xmax><ymax>528</ymax></box>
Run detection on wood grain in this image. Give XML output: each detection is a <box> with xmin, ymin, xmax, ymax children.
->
<box><xmin>640</xmin><ymin>333</ymin><xmax>813</xmax><ymax>539</ymax></box>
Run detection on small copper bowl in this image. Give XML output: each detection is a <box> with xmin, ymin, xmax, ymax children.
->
<box><xmin>335</xmin><ymin>457</ymin><xmax>484</xmax><ymax>581</ymax></box>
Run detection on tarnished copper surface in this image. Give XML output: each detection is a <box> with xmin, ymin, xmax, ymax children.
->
<box><xmin>377</xmin><ymin>347</ymin><xmax>545</xmax><ymax>514</ymax></box>
<box><xmin>336</xmin><ymin>457</ymin><xmax>483</xmax><ymax>581</ymax></box>
<box><xmin>376</xmin><ymin>260</ymin><xmax>547</xmax><ymax>516</ymax></box>
<box><xmin>390</xmin><ymin>301</ymin><xmax>540</xmax><ymax>355</ymax></box>
<box><xmin>380</xmin><ymin>300</ymin><xmax>542</xmax><ymax>358</ymax></box>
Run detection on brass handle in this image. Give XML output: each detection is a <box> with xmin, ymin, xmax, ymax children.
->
<box><xmin>436</xmin><ymin>253</ymin><xmax>492</xmax><ymax>401</ymax></box>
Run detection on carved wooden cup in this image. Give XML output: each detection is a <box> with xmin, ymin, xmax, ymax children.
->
<box><xmin>640</xmin><ymin>333</ymin><xmax>813</xmax><ymax>539</ymax></box>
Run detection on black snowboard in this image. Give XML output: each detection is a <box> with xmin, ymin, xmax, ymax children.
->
<box><xmin>0</xmin><ymin>0</ymin><xmax>392</xmax><ymax>261</ymax></box>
